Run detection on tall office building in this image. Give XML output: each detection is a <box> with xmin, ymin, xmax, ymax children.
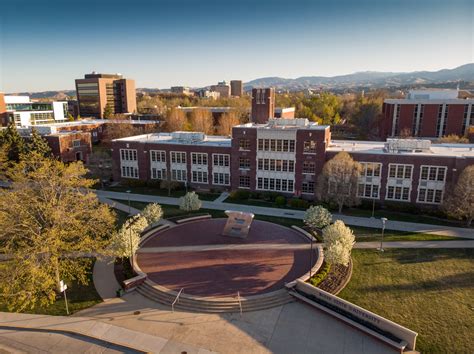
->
<box><xmin>251</xmin><ymin>88</ymin><xmax>275</xmax><ymax>124</ymax></box>
<box><xmin>75</xmin><ymin>72</ymin><xmax>136</xmax><ymax>118</ymax></box>
<box><xmin>230</xmin><ymin>80</ymin><xmax>243</xmax><ymax>97</ymax></box>
<box><xmin>211</xmin><ymin>81</ymin><xmax>231</xmax><ymax>98</ymax></box>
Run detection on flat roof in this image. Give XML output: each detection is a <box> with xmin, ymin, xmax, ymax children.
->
<box><xmin>328</xmin><ymin>140</ymin><xmax>474</xmax><ymax>158</ymax></box>
<box><xmin>385</xmin><ymin>98</ymin><xmax>473</xmax><ymax>104</ymax></box>
<box><xmin>114</xmin><ymin>132</ymin><xmax>232</xmax><ymax>147</ymax></box>
<box><xmin>32</xmin><ymin>119</ymin><xmax>159</xmax><ymax>128</ymax></box>
<box><xmin>235</xmin><ymin>118</ymin><xmax>329</xmax><ymax>131</ymax></box>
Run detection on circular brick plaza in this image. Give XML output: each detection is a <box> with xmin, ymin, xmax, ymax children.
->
<box><xmin>136</xmin><ymin>218</ymin><xmax>318</xmax><ymax>297</ymax></box>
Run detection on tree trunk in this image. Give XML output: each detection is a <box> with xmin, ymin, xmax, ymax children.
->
<box><xmin>338</xmin><ymin>203</ymin><xmax>343</xmax><ymax>213</ymax></box>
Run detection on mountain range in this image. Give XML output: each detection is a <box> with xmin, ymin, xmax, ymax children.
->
<box><xmin>244</xmin><ymin>63</ymin><xmax>474</xmax><ymax>91</ymax></box>
<box><xmin>8</xmin><ymin>63</ymin><xmax>474</xmax><ymax>98</ymax></box>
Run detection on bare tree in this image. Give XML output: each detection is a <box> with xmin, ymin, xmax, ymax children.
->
<box><xmin>164</xmin><ymin>107</ymin><xmax>186</xmax><ymax>132</ymax></box>
<box><xmin>317</xmin><ymin>152</ymin><xmax>362</xmax><ymax>213</ymax></box>
<box><xmin>216</xmin><ymin>112</ymin><xmax>241</xmax><ymax>136</ymax></box>
<box><xmin>443</xmin><ymin>165</ymin><xmax>474</xmax><ymax>226</ymax></box>
<box><xmin>190</xmin><ymin>108</ymin><xmax>214</xmax><ymax>134</ymax></box>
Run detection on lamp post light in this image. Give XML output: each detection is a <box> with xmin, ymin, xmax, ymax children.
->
<box><xmin>379</xmin><ymin>217</ymin><xmax>388</xmax><ymax>252</ymax></box>
<box><xmin>371</xmin><ymin>198</ymin><xmax>376</xmax><ymax>218</ymax></box>
<box><xmin>309</xmin><ymin>233</ymin><xmax>314</xmax><ymax>278</ymax></box>
<box><xmin>126</xmin><ymin>190</ymin><xmax>131</xmax><ymax>215</ymax></box>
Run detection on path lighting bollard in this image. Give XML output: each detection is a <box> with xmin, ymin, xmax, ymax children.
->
<box><xmin>379</xmin><ymin>217</ymin><xmax>388</xmax><ymax>252</ymax></box>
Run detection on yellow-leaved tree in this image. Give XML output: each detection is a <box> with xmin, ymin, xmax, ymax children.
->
<box><xmin>0</xmin><ymin>152</ymin><xmax>116</xmax><ymax>311</ymax></box>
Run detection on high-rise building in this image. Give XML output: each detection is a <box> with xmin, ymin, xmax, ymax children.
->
<box><xmin>230</xmin><ymin>80</ymin><xmax>243</xmax><ymax>97</ymax></box>
<box><xmin>211</xmin><ymin>81</ymin><xmax>231</xmax><ymax>98</ymax></box>
<box><xmin>251</xmin><ymin>88</ymin><xmax>275</xmax><ymax>124</ymax></box>
<box><xmin>382</xmin><ymin>89</ymin><xmax>474</xmax><ymax>139</ymax></box>
<box><xmin>75</xmin><ymin>72</ymin><xmax>136</xmax><ymax>118</ymax></box>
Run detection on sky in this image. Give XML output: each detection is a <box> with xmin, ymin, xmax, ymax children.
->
<box><xmin>0</xmin><ymin>0</ymin><xmax>473</xmax><ymax>92</ymax></box>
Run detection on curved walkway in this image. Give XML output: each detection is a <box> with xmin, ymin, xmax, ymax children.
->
<box><xmin>96</xmin><ymin>190</ymin><xmax>474</xmax><ymax>239</ymax></box>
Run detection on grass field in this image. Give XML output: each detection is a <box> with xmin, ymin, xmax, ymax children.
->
<box><xmin>338</xmin><ymin>249</ymin><xmax>474</xmax><ymax>353</ymax></box>
<box><xmin>0</xmin><ymin>259</ymin><xmax>102</xmax><ymax>316</ymax></box>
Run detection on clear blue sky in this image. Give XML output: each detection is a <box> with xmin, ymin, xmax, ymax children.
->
<box><xmin>0</xmin><ymin>0</ymin><xmax>472</xmax><ymax>92</ymax></box>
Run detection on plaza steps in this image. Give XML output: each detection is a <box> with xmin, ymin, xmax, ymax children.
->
<box><xmin>136</xmin><ymin>280</ymin><xmax>294</xmax><ymax>313</ymax></box>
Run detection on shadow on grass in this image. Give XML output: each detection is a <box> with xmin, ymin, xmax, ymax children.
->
<box><xmin>361</xmin><ymin>271</ymin><xmax>474</xmax><ymax>293</ymax></box>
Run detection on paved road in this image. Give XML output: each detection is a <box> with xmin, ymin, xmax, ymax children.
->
<box><xmin>96</xmin><ymin>190</ymin><xmax>474</xmax><ymax>239</ymax></box>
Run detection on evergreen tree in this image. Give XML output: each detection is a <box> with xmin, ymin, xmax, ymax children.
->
<box><xmin>0</xmin><ymin>123</ymin><xmax>27</xmax><ymax>162</ymax></box>
<box><xmin>103</xmin><ymin>104</ymin><xmax>113</xmax><ymax>119</ymax></box>
<box><xmin>28</xmin><ymin>128</ymin><xmax>52</xmax><ymax>158</ymax></box>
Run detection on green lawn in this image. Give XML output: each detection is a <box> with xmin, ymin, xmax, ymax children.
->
<box><xmin>104</xmin><ymin>185</ymin><xmax>220</xmax><ymax>201</ymax></box>
<box><xmin>338</xmin><ymin>249</ymin><xmax>474</xmax><ymax>353</ymax></box>
<box><xmin>0</xmin><ymin>259</ymin><xmax>102</xmax><ymax>316</ymax></box>
<box><xmin>344</xmin><ymin>208</ymin><xmax>471</xmax><ymax>229</ymax></box>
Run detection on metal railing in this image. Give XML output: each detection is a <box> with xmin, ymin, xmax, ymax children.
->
<box><xmin>237</xmin><ymin>291</ymin><xmax>242</xmax><ymax>316</ymax></box>
<box><xmin>172</xmin><ymin>288</ymin><xmax>184</xmax><ymax>312</ymax></box>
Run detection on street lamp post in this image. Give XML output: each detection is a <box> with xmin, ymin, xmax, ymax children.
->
<box><xmin>126</xmin><ymin>190</ymin><xmax>131</xmax><ymax>215</ymax></box>
<box><xmin>379</xmin><ymin>217</ymin><xmax>388</xmax><ymax>252</ymax></box>
<box><xmin>129</xmin><ymin>218</ymin><xmax>134</xmax><ymax>268</ymax></box>
<box><xmin>309</xmin><ymin>234</ymin><xmax>314</xmax><ymax>278</ymax></box>
<box><xmin>371</xmin><ymin>198</ymin><xmax>376</xmax><ymax>218</ymax></box>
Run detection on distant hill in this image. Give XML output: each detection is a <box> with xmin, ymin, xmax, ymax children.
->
<box><xmin>7</xmin><ymin>64</ymin><xmax>474</xmax><ymax>97</ymax></box>
<box><xmin>244</xmin><ymin>63</ymin><xmax>474</xmax><ymax>91</ymax></box>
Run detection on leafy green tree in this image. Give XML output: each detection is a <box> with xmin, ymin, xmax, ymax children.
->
<box><xmin>179</xmin><ymin>191</ymin><xmax>202</xmax><ymax>211</ymax></box>
<box><xmin>110</xmin><ymin>214</ymin><xmax>149</xmax><ymax>258</ymax></box>
<box><xmin>141</xmin><ymin>203</ymin><xmax>163</xmax><ymax>225</ymax></box>
<box><xmin>0</xmin><ymin>123</ymin><xmax>27</xmax><ymax>162</ymax></box>
<box><xmin>0</xmin><ymin>152</ymin><xmax>116</xmax><ymax>311</ymax></box>
<box><xmin>28</xmin><ymin>128</ymin><xmax>52</xmax><ymax>158</ymax></box>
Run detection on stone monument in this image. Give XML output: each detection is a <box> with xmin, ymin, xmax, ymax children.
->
<box><xmin>222</xmin><ymin>210</ymin><xmax>254</xmax><ymax>238</ymax></box>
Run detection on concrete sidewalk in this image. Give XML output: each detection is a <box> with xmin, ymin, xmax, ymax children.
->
<box><xmin>0</xmin><ymin>312</ymin><xmax>216</xmax><ymax>354</ymax></box>
<box><xmin>354</xmin><ymin>240</ymin><xmax>474</xmax><ymax>249</ymax></box>
<box><xmin>138</xmin><ymin>243</ymin><xmax>313</xmax><ymax>253</ymax></box>
<box><xmin>96</xmin><ymin>190</ymin><xmax>474</xmax><ymax>239</ymax></box>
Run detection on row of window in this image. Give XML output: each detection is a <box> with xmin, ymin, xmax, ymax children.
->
<box><xmin>257</xmin><ymin>159</ymin><xmax>295</xmax><ymax>172</ymax></box>
<box><xmin>149</xmin><ymin>150</ymin><xmax>230</xmax><ymax>167</ymax></box>
<box><xmin>256</xmin><ymin>177</ymin><xmax>295</xmax><ymax>192</ymax></box>
<box><xmin>257</xmin><ymin>139</ymin><xmax>296</xmax><ymax>152</ymax></box>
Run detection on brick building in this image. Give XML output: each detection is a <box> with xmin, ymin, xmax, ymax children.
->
<box><xmin>75</xmin><ymin>72</ymin><xmax>136</xmax><ymax>118</ymax></box>
<box><xmin>381</xmin><ymin>89</ymin><xmax>474</xmax><ymax>139</ymax></box>
<box><xmin>251</xmin><ymin>88</ymin><xmax>275</xmax><ymax>124</ymax></box>
<box><xmin>230</xmin><ymin>80</ymin><xmax>243</xmax><ymax>97</ymax></box>
<box><xmin>18</xmin><ymin>126</ymin><xmax>92</xmax><ymax>163</ymax></box>
<box><xmin>111</xmin><ymin>118</ymin><xmax>474</xmax><ymax>207</ymax></box>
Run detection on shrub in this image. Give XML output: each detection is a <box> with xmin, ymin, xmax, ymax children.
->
<box><xmin>122</xmin><ymin>178</ymin><xmax>147</xmax><ymax>187</ymax></box>
<box><xmin>261</xmin><ymin>191</ymin><xmax>280</xmax><ymax>202</ymax></box>
<box><xmin>179</xmin><ymin>191</ymin><xmax>202</xmax><ymax>211</ymax></box>
<box><xmin>274</xmin><ymin>195</ymin><xmax>286</xmax><ymax>207</ymax></box>
<box><xmin>309</xmin><ymin>262</ymin><xmax>331</xmax><ymax>287</ymax></box>
<box><xmin>229</xmin><ymin>189</ymin><xmax>250</xmax><ymax>200</ymax></box>
<box><xmin>289</xmin><ymin>198</ymin><xmax>310</xmax><ymax>209</ymax></box>
<box><xmin>304</xmin><ymin>205</ymin><xmax>332</xmax><ymax>230</ymax></box>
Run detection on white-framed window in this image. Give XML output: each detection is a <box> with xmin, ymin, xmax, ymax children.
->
<box><xmin>302</xmin><ymin>181</ymin><xmax>315</xmax><ymax>194</ymax></box>
<box><xmin>257</xmin><ymin>139</ymin><xmax>295</xmax><ymax>152</ymax></box>
<box><xmin>386</xmin><ymin>163</ymin><xmax>413</xmax><ymax>202</ymax></box>
<box><xmin>239</xmin><ymin>138</ymin><xmax>250</xmax><ymax>150</ymax></box>
<box><xmin>120</xmin><ymin>149</ymin><xmax>137</xmax><ymax>162</ymax></box>
<box><xmin>171</xmin><ymin>169</ymin><xmax>187</xmax><ymax>181</ymax></box>
<box><xmin>388</xmin><ymin>164</ymin><xmax>412</xmax><ymax>179</ymax></box>
<box><xmin>191</xmin><ymin>152</ymin><xmax>208</xmax><ymax>166</ymax></box>
<box><xmin>121</xmin><ymin>166</ymin><xmax>139</xmax><ymax>179</ymax></box>
<box><xmin>302</xmin><ymin>161</ymin><xmax>316</xmax><ymax>174</ymax></box>
<box><xmin>213</xmin><ymin>172</ymin><xmax>230</xmax><ymax>185</ymax></box>
<box><xmin>192</xmin><ymin>170</ymin><xmax>208</xmax><ymax>183</ymax></box>
<box><xmin>257</xmin><ymin>177</ymin><xmax>294</xmax><ymax>192</ymax></box>
<box><xmin>239</xmin><ymin>175</ymin><xmax>250</xmax><ymax>188</ymax></box>
<box><xmin>212</xmin><ymin>154</ymin><xmax>230</xmax><ymax>167</ymax></box>
<box><xmin>151</xmin><ymin>168</ymin><xmax>167</xmax><ymax>180</ymax></box>
<box><xmin>170</xmin><ymin>151</ymin><xmax>186</xmax><ymax>164</ymax></box>
<box><xmin>417</xmin><ymin>165</ymin><xmax>447</xmax><ymax>204</ymax></box>
<box><xmin>358</xmin><ymin>162</ymin><xmax>382</xmax><ymax>199</ymax></box>
<box><xmin>257</xmin><ymin>159</ymin><xmax>294</xmax><ymax>172</ymax></box>
<box><xmin>150</xmin><ymin>150</ymin><xmax>166</xmax><ymax>163</ymax></box>
<box><xmin>239</xmin><ymin>157</ymin><xmax>250</xmax><ymax>169</ymax></box>
<box><xmin>72</xmin><ymin>140</ymin><xmax>81</xmax><ymax>148</ymax></box>
<box><xmin>303</xmin><ymin>141</ymin><xmax>317</xmax><ymax>153</ymax></box>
